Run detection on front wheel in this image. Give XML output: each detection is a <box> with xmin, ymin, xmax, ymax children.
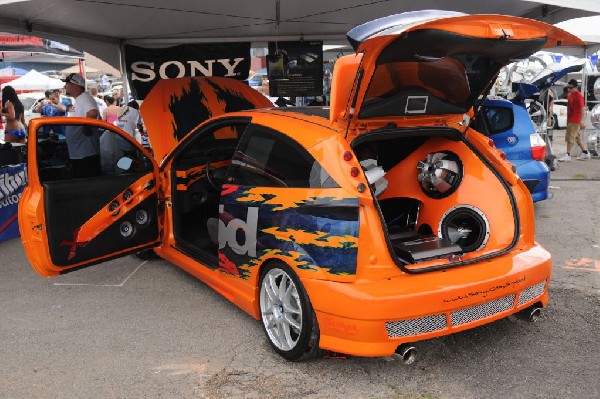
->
<box><xmin>259</xmin><ymin>262</ymin><xmax>322</xmax><ymax>361</ymax></box>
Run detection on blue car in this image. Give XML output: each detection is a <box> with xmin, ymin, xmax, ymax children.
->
<box><xmin>476</xmin><ymin>95</ymin><xmax>550</xmax><ymax>202</ymax></box>
<box><xmin>476</xmin><ymin>61</ymin><xmax>589</xmax><ymax>202</ymax></box>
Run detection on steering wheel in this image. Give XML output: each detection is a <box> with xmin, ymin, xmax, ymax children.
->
<box><xmin>205</xmin><ymin>159</ymin><xmax>224</xmax><ymax>192</ymax></box>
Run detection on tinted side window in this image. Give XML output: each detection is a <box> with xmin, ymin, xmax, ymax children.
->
<box><xmin>229</xmin><ymin>125</ymin><xmax>338</xmax><ymax>188</ymax></box>
<box><xmin>36</xmin><ymin>123</ymin><xmax>152</xmax><ymax>182</ymax></box>
<box><xmin>483</xmin><ymin>106</ymin><xmax>513</xmax><ymax>135</ymax></box>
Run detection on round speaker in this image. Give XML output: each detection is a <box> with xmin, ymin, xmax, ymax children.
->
<box><xmin>108</xmin><ymin>200</ymin><xmax>120</xmax><ymax>216</ymax></box>
<box><xmin>123</xmin><ymin>189</ymin><xmax>133</xmax><ymax>202</ymax></box>
<box><xmin>438</xmin><ymin>205</ymin><xmax>489</xmax><ymax>252</ymax></box>
<box><xmin>135</xmin><ymin>209</ymin><xmax>150</xmax><ymax>226</ymax></box>
<box><xmin>119</xmin><ymin>221</ymin><xmax>135</xmax><ymax>238</ymax></box>
<box><xmin>594</xmin><ymin>78</ymin><xmax>600</xmax><ymax>101</ymax></box>
<box><xmin>417</xmin><ymin>151</ymin><xmax>463</xmax><ymax>199</ymax></box>
<box><xmin>590</xmin><ymin>103</ymin><xmax>600</xmax><ymax>129</ymax></box>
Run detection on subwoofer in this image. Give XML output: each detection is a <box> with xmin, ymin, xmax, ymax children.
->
<box><xmin>417</xmin><ymin>151</ymin><xmax>463</xmax><ymax>199</ymax></box>
<box><xmin>438</xmin><ymin>205</ymin><xmax>489</xmax><ymax>252</ymax></box>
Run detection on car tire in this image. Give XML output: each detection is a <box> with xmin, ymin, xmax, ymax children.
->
<box><xmin>551</xmin><ymin>114</ymin><xmax>558</xmax><ymax>130</ymax></box>
<box><xmin>259</xmin><ymin>262</ymin><xmax>322</xmax><ymax>361</ymax></box>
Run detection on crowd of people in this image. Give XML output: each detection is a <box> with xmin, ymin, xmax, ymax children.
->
<box><xmin>0</xmin><ymin>72</ymin><xmax>145</xmax><ymax>178</ymax></box>
<box><xmin>0</xmin><ymin>69</ymin><xmax>595</xmax><ymax>177</ymax></box>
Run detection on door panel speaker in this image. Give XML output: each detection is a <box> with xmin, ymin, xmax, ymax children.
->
<box><xmin>119</xmin><ymin>220</ymin><xmax>136</xmax><ymax>238</ymax></box>
<box><xmin>135</xmin><ymin>209</ymin><xmax>150</xmax><ymax>226</ymax></box>
<box><xmin>438</xmin><ymin>205</ymin><xmax>489</xmax><ymax>252</ymax></box>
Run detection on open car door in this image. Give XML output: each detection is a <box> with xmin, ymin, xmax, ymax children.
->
<box><xmin>19</xmin><ymin>117</ymin><xmax>161</xmax><ymax>277</ymax></box>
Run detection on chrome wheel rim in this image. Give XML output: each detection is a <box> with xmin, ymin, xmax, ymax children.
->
<box><xmin>260</xmin><ymin>268</ymin><xmax>303</xmax><ymax>351</ymax></box>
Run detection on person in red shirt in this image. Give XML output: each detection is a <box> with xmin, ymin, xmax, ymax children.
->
<box><xmin>558</xmin><ymin>79</ymin><xmax>590</xmax><ymax>161</ymax></box>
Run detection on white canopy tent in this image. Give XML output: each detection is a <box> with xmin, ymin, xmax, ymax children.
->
<box><xmin>59</xmin><ymin>64</ymin><xmax>99</xmax><ymax>75</ymax></box>
<box><xmin>1</xmin><ymin>68</ymin><xmax>63</xmax><ymax>90</ymax></box>
<box><xmin>555</xmin><ymin>15</ymin><xmax>600</xmax><ymax>56</ymax></box>
<box><xmin>0</xmin><ymin>0</ymin><xmax>598</xmax><ymax>70</ymax></box>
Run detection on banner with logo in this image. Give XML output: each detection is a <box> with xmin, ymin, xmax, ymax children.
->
<box><xmin>0</xmin><ymin>34</ymin><xmax>84</xmax><ymax>58</ymax></box>
<box><xmin>0</xmin><ymin>163</ymin><xmax>27</xmax><ymax>243</ymax></box>
<box><xmin>125</xmin><ymin>43</ymin><xmax>251</xmax><ymax>100</ymax></box>
<box><xmin>267</xmin><ymin>41</ymin><xmax>323</xmax><ymax>97</ymax></box>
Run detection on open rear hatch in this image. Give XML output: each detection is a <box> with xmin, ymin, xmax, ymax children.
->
<box><xmin>341</xmin><ymin>10</ymin><xmax>584</xmax><ymax>124</ymax></box>
<box><xmin>338</xmin><ymin>11</ymin><xmax>583</xmax><ymax>272</ymax></box>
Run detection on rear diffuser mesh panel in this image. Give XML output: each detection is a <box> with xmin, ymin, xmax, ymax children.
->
<box><xmin>384</xmin><ymin>281</ymin><xmax>547</xmax><ymax>338</ymax></box>
<box><xmin>451</xmin><ymin>294</ymin><xmax>516</xmax><ymax>326</ymax></box>
<box><xmin>385</xmin><ymin>314</ymin><xmax>447</xmax><ymax>337</ymax></box>
<box><xmin>518</xmin><ymin>281</ymin><xmax>546</xmax><ymax>306</ymax></box>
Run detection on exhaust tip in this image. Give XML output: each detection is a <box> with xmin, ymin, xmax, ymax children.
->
<box><xmin>395</xmin><ymin>344</ymin><xmax>417</xmax><ymax>365</ymax></box>
<box><xmin>528</xmin><ymin>307</ymin><xmax>542</xmax><ymax>323</ymax></box>
<box><xmin>516</xmin><ymin>304</ymin><xmax>542</xmax><ymax>323</ymax></box>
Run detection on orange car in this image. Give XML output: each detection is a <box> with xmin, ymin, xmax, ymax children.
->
<box><xmin>19</xmin><ymin>11</ymin><xmax>583</xmax><ymax>361</ymax></box>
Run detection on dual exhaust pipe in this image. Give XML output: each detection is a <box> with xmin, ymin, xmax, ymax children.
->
<box><xmin>392</xmin><ymin>304</ymin><xmax>543</xmax><ymax>365</ymax></box>
<box><xmin>393</xmin><ymin>304</ymin><xmax>543</xmax><ymax>365</ymax></box>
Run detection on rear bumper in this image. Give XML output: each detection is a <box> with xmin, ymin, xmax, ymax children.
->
<box><xmin>514</xmin><ymin>160</ymin><xmax>550</xmax><ymax>202</ymax></box>
<box><xmin>303</xmin><ymin>244</ymin><xmax>551</xmax><ymax>357</ymax></box>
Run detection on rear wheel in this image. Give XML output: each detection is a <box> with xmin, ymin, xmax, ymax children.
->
<box><xmin>259</xmin><ymin>262</ymin><xmax>322</xmax><ymax>361</ymax></box>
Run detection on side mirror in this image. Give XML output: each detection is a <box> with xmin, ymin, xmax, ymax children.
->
<box><xmin>117</xmin><ymin>157</ymin><xmax>133</xmax><ymax>171</ymax></box>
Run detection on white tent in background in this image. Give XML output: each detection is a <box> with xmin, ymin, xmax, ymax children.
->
<box><xmin>1</xmin><ymin>69</ymin><xmax>64</xmax><ymax>91</ymax></box>
<box><xmin>60</xmin><ymin>65</ymin><xmax>99</xmax><ymax>75</ymax></box>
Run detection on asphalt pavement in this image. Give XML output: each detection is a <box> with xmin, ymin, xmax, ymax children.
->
<box><xmin>1</xmin><ymin>129</ymin><xmax>599</xmax><ymax>398</ymax></box>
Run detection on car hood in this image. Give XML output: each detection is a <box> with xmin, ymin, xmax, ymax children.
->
<box><xmin>528</xmin><ymin>59</ymin><xmax>586</xmax><ymax>90</ymax></box>
<box><xmin>342</xmin><ymin>10</ymin><xmax>584</xmax><ymax>124</ymax></box>
<box><xmin>140</xmin><ymin>77</ymin><xmax>273</xmax><ymax>162</ymax></box>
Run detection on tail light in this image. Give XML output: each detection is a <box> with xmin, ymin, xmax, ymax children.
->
<box><xmin>530</xmin><ymin>133</ymin><xmax>546</xmax><ymax>161</ymax></box>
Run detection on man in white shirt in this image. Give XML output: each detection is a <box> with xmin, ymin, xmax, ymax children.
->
<box><xmin>100</xmin><ymin>102</ymin><xmax>141</xmax><ymax>175</ymax></box>
<box><xmin>101</xmin><ymin>74</ymin><xmax>110</xmax><ymax>91</ymax></box>
<box><xmin>116</xmin><ymin>103</ymin><xmax>140</xmax><ymax>140</ymax></box>
<box><xmin>62</xmin><ymin>73</ymin><xmax>101</xmax><ymax>178</ymax></box>
<box><xmin>89</xmin><ymin>86</ymin><xmax>107</xmax><ymax>116</ymax></box>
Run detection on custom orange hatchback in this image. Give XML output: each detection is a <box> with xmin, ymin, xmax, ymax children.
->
<box><xmin>19</xmin><ymin>11</ymin><xmax>583</xmax><ymax>361</ymax></box>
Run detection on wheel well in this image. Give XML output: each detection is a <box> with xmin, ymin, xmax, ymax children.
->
<box><xmin>254</xmin><ymin>257</ymin><xmax>321</xmax><ymax>315</ymax></box>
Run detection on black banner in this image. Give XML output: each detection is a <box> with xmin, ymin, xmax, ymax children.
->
<box><xmin>125</xmin><ymin>43</ymin><xmax>251</xmax><ymax>100</ymax></box>
<box><xmin>267</xmin><ymin>41</ymin><xmax>323</xmax><ymax>97</ymax></box>
<box><xmin>0</xmin><ymin>35</ymin><xmax>84</xmax><ymax>58</ymax></box>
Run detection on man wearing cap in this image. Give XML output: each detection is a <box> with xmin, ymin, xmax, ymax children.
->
<box><xmin>62</xmin><ymin>73</ymin><xmax>101</xmax><ymax>177</ymax></box>
<box><xmin>558</xmin><ymin>79</ymin><xmax>590</xmax><ymax>161</ymax></box>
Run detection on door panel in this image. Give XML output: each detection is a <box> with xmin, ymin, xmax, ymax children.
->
<box><xmin>43</xmin><ymin>174</ymin><xmax>159</xmax><ymax>266</ymax></box>
<box><xmin>19</xmin><ymin>117</ymin><xmax>160</xmax><ymax>277</ymax></box>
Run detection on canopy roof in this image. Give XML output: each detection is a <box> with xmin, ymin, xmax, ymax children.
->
<box><xmin>1</xmin><ymin>68</ymin><xmax>63</xmax><ymax>90</ymax></box>
<box><xmin>0</xmin><ymin>0</ymin><xmax>597</xmax><ymax>69</ymax></box>
<box><xmin>554</xmin><ymin>15</ymin><xmax>600</xmax><ymax>55</ymax></box>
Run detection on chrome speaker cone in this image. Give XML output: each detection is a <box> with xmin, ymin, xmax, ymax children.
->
<box><xmin>417</xmin><ymin>151</ymin><xmax>463</xmax><ymax>199</ymax></box>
